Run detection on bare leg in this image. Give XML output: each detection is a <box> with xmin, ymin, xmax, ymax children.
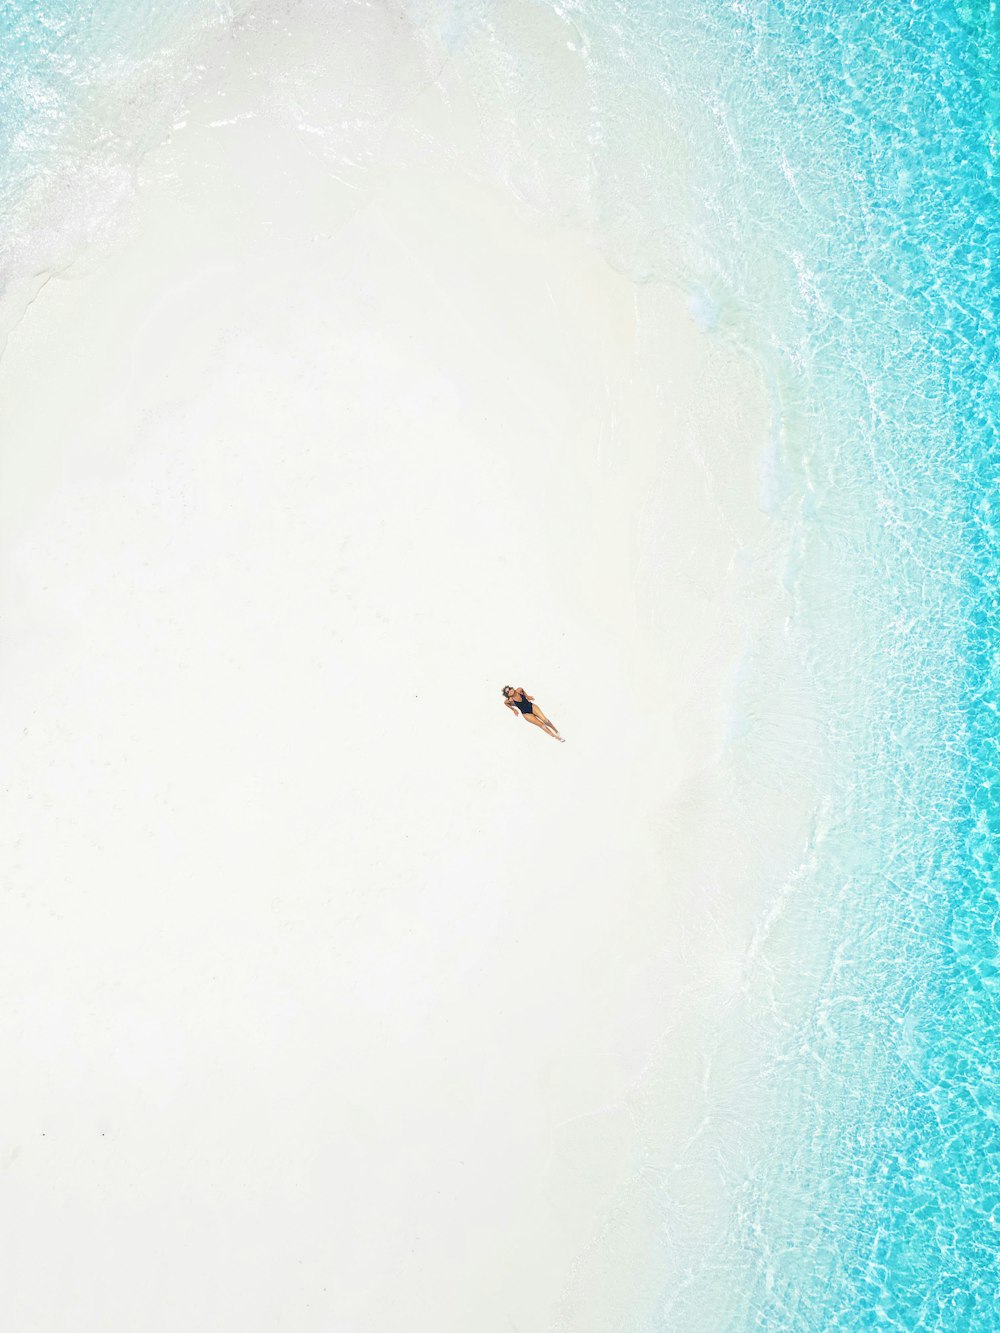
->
<box><xmin>533</xmin><ymin>707</ymin><xmax>564</xmax><ymax>741</ymax></box>
<box><xmin>526</xmin><ymin>712</ymin><xmax>564</xmax><ymax>742</ymax></box>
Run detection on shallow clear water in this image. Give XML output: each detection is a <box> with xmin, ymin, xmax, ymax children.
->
<box><xmin>2</xmin><ymin>0</ymin><xmax>997</xmax><ymax>1328</ymax></box>
<box><xmin>0</xmin><ymin>0</ymin><xmax>240</xmax><ymax>304</ymax></box>
<box><xmin>645</xmin><ymin>4</ymin><xmax>1000</xmax><ymax>1327</ymax></box>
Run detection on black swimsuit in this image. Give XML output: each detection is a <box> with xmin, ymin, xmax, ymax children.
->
<box><xmin>513</xmin><ymin>692</ymin><xmax>533</xmax><ymax>715</ymax></box>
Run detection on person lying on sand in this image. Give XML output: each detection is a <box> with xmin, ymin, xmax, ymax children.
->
<box><xmin>501</xmin><ymin>686</ymin><xmax>565</xmax><ymax>742</ymax></box>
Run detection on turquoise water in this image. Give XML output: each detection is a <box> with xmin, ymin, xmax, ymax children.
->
<box><xmin>2</xmin><ymin>0</ymin><xmax>997</xmax><ymax>1327</ymax></box>
<box><xmin>656</xmin><ymin>4</ymin><xmax>1000</xmax><ymax>1327</ymax></box>
<box><xmin>611</xmin><ymin>3</ymin><xmax>998</xmax><ymax>1326</ymax></box>
<box><xmin>0</xmin><ymin>0</ymin><xmax>237</xmax><ymax>301</ymax></box>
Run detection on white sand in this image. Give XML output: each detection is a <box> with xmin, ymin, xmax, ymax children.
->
<box><xmin>0</xmin><ymin>11</ymin><xmax>809</xmax><ymax>1331</ymax></box>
